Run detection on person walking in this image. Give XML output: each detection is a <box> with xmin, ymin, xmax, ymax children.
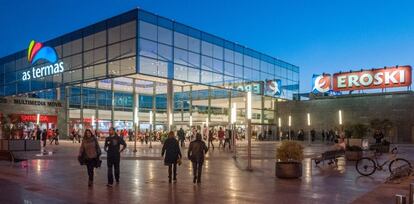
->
<box><xmin>177</xmin><ymin>128</ymin><xmax>186</xmax><ymax>147</ymax></box>
<box><xmin>78</xmin><ymin>129</ymin><xmax>101</xmax><ymax>187</ymax></box>
<box><xmin>188</xmin><ymin>133</ymin><xmax>208</xmax><ymax>184</ymax></box>
<box><xmin>224</xmin><ymin>128</ymin><xmax>231</xmax><ymax>150</ymax></box>
<box><xmin>161</xmin><ymin>131</ymin><xmax>182</xmax><ymax>183</ymax></box>
<box><xmin>41</xmin><ymin>129</ymin><xmax>47</xmax><ymax>147</ymax></box>
<box><xmin>218</xmin><ymin>127</ymin><xmax>225</xmax><ymax>149</ymax></box>
<box><xmin>310</xmin><ymin>129</ymin><xmax>316</xmax><ymax>142</ymax></box>
<box><xmin>373</xmin><ymin>130</ymin><xmax>384</xmax><ymax>144</ymax></box>
<box><xmin>50</xmin><ymin>129</ymin><xmax>59</xmax><ymax>145</ymax></box>
<box><xmin>104</xmin><ymin>127</ymin><xmax>127</xmax><ymax>187</ymax></box>
<box><xmin>208</xmin><ymin>128</ymin><xmax>215</xmax><ymax>150</ymax></box>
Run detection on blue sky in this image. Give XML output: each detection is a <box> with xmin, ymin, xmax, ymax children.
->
<box><xmin>1</xmin><ymin>0</ymin><xmax>414</xmax><ymax>92</ymax></box>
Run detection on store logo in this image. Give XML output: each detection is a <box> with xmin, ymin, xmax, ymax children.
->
<box><xmin>27</xmin><ymin>40</ymin><xmax>58</xmax><ymax>64</ymax></box>
<box><xmin>312</xmin><ymin>74</ymin><xmax>331</xmax><ymax>94</ymax></box>
<box><xmin>265</xmin><ymin>80</ymin><xmax>281</xmax><ymax>96</ymax></box>
<box><xmin>22</xmin><ymin>40</ymin><xmax>64</xmax><ymax>81</ymax></box>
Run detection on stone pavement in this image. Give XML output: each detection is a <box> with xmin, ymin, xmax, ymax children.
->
<box><xmin>0</xmin><ymin>140</ymin><xmax>412</xmax><ymax>204</ymax></box>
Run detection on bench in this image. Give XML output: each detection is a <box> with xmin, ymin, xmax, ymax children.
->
<box><xmin>312</xmin><ymin>150</ymin><xmax>345</xmax><ymax>167</ymax></box>
<box><xmin>0</xmin><ymin>151</ymin><xmax>27</xmax><ymax>163</ymax></box>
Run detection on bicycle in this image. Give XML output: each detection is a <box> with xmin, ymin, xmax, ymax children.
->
<box><xmin>355</xmin><ymin>146</ymin><xmax>412</xmax><ymax>176</ymax></box>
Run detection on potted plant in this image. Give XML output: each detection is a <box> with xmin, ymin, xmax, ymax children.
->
<box><xmin>348</xmin><ymin>123</ymin><xmax>368</xmax><ymax>147</ymax></box>
<box><xmin>345</xmin><ymin>145</ymin><xmax>363</xmax><ymax>161</ymax></box>
<box><xmin>275</xmin><ymin>141</ymin><xmax>304</xmax><ymax>179</ymax></box>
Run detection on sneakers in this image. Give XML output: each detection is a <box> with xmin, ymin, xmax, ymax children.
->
<box><xmin>173</xmin><ymin>178</ymin><xmax>177</xmax><ymax>183</ymax></box>
<box><xmin>106</xmin><ymin>184</ymin><xmax>113</xmax><ymax>187</ymax></box>
<box><xmin>193</xmin><ymin>177</ymin><xmax>197</xmax><ymax>184</ymax></box>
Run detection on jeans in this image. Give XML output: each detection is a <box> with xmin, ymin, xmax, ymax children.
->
<box><xmin>107</xmin><ymin>157</ymin><xmax>120</xmax><ymax>184</ymax></box>
<box><xmin>168</xmin><ymin>163</ymin><xmax>177</xmax><ymax>180</ymax></box>
<box><xmin>208</xmin><ymin>140</ymin><xmax>214</xmax><ymax>149</ymax></box>
<box><xmin>224</xmin><ymin>139</ymin><xmax>231</xmax><ymax>150</ymax></box>
<box><xmin>86</xmin><ymin>159</ymin><xmax>95</xmax><ymax>181</ymax></box>
<box><xmin>192</xmin><ymin>161</ymin><xmax>203</xmax><ymax>182</ymax></box>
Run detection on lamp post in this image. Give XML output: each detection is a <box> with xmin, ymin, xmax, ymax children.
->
<box><xmin>169</xmin><ymin>113</ymin><xmax>173</xmax><ymax>132</ymax></box>
<box><xmin>246</xmin><ymin>91</ymin><xmax>252</xmax><ymax>171</ymax></box>
<box><xmin>307</xmin><ymin>113</ymin><xmax>311</xmax><ymax>146</ymax></box>
<box><xmin>278</xmin><ymin>117</ymin><xmax>282</xmax><ymax>142</ymax></box>
<box><xmin>288</xmin><ymin>115</ymin><xmax>291</xmax><ymax>140</ymax></box>
<box><xmin>231</xmin><ymin>102</ymin><xmax>237</xmax><ymax>158</ymax></box>
<box><xmin>133</xmin><ymin>107</ymin><xmax>139</xmax><ymax>153</ymax></box>
<box><xmin>36</xmin><ymin>113</ymin><xmax>40</xmax><ymax>125</ymax></box>
<box><xmin>149</xmin><ymin>110</ymin><xmax>153</xmax><ymax>148</ymax></box>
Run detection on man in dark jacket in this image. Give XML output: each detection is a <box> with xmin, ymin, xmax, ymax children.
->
<box><xmin>177</xmin><ymin>128</ymin><xmax>186</xmax><ymax>147</ymax></box>
<box><xmin>162</xmin><ymin>131</ymin><xmax>182</xmax><ymax>183</ymax></box>
<box><xmin>188</xmin><ymin>133</ymin><xmax>208</xmax><ymax>184</ymax></box>
<box><xmin>41</xmin><ymin>129</ymin><xmax>47</xmax><ymax>147</ymax></box>
<box><xmin>104</xmin><ymin>127</ymin><xmax>127</xmax><ymax>187</ymax></box>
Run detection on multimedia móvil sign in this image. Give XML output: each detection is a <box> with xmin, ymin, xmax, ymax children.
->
<box><xmin>22</xmin><ymin>40</ymin><xmax>65</xmax><ymax>81</ymax></box>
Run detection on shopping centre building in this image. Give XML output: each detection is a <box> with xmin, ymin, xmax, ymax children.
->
<box><xmin>0</xmin><ymin>8</ymin><xmax>299</xmax><ymax>138</ymax></box>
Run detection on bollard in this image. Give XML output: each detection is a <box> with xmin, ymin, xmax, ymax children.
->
<box><xmin>410</xmin><ymin>183</ymin><xmax>414</xmax><ymax>204</ymax></box>
<box><xmin>396</xmin><ymin>194</ymin><xmax>407</xmax><ymax>204</ymax></box>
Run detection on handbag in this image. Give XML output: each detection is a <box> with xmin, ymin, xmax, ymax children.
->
<box><xmin>177</xmin><ymin>158</ymin><xmax>182</xmax><ymax>166</ymax></box>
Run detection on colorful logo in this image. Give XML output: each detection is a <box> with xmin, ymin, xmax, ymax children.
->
<box><xmin>265</xmin><ymin>80</ymin><xmax>281</xmax><ymax>96</ymax></box>
<box><xmin>27</xmin><ymin>40</ymin><xmax>58</xmax><ymax>65</ymax></box>
<box><xmin>312</xmin><ymin>74</ymin><xmax>331</xmax><ymax>94</ymax></box>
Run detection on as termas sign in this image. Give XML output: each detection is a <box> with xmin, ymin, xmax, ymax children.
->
<box><xmin>22</xmin><ymin>40</ymin><xmax>65</xmax><ymax>81</ymax></box>
<box><xmin>332</xmin><ymin>66</ymin><xmax>412</xmax><ymax>91</ymax></box>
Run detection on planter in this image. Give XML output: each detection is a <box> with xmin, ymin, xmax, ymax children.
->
<box><xmin>348</xmin><ymin>138</ymin><xmax>362</xmax><ymax>147</ymax></box>
<box><xmin>275</xmin><ymin>161</ymin><xmax>302</xmax><ymax>179</ymax></box>
<box><xmin>25</xmin><ymin>140</ymin><xmax>41</xmax><ymax>151</ymax></box>
<box><xmin>345</xmin><ymin>151</ymin><xmax>363</xmax><ymax>161</ymax></box>
<box><xmin>369</xmin><ymin>144</ymin><xmax>390</xmax><ymax>153</ymax></box>
<box><xmin>0</xmin><ymin>140</ymin><xmax>41</xmax><ymax>151</ymax></box>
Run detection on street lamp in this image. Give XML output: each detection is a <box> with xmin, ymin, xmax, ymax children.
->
<box><xmin>169</xmin><ymin>113</ymin><xmax>173</xmax><ymax>131</ymax></box>
<box><xmin>278</xmin><ymin>117</ymin><xmax>281</xmax><ymax>141</ymax></box>
<box><xmin>307</xmin><ymin>113</ymin><xmax>311</xmax><ymax>145</ymax></box>
<box><xmin>288</xmin><ymin>115</ymin><xmax>291</xmax><ymax>140</ymax></box>
<box><xmin>246</xmin><ymin>91</ymin><xmax>252</xmax><ymax>171</ymax></box>
<box><xmin>133</xmin><ymin>107</ymin><xmax>139</xmax><ymax>153</ymax></box>
<box><xmin>36</xmin><ymin>113</ymin><xmax>40</xmax><ymax>125</ymax></box>
<box><xmin>91</xmin><ymin>115</ymin><xmax>95</xmax><ymax>130</ymax></box>
<box><xmin>149</xmin><ymin>110</ymin><xmax>153</xmax><ymax>148</ymax></box>
<box><xmin>231</xmin><ymin>102</ymin><xmax>237</xmax><ymax>158</ymax></box>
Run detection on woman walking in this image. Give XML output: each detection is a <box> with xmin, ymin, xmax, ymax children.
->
<box><xmin>161</xmin><ymin>131</ymin><xmax>182</xmax><ymax>183</ymax></box>
<box><xmin>78</xmin><ymin>129</ymin><xmax>101</xmax><ymax>187</ymax></box>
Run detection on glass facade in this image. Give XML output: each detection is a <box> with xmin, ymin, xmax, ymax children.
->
<box><xmin>0</xmin><ymin>8</ymin><xmax>299</xmax><ymax>138</ymax></box>
<box><xmin>0</xmin><ymin>8</ymin><xmax>299</xmax><ymax>100</ymax></box>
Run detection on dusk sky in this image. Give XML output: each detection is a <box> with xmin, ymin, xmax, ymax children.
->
<box><xmin>1</xmin><ymin>0</ymin><xmax>414</xmax><ymax>92</ymax></box>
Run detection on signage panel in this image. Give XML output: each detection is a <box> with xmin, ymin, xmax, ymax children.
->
<box><xmin>332</xmin><ymin>66</ymin><xmax>411</xmax><ymax>91</ymax></box>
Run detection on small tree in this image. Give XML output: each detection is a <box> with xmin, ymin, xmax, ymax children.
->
<box><xmin>352</xmin><ymin>123</ymin><xmax>368</xmax><ymax>139</ymax></box>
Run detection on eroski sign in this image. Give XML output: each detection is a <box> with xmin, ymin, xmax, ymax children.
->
<box><xmin>22</xmin><ymin>40</ymin><xmax>65</xmax><ymax>81</ymax></box>
<box><xmin>332</xmin><ymin>66</ymin><xmax>411</xmax><ymax>91</ymax></box>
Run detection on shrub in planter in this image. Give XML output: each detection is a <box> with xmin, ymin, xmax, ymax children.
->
<box><xmin>345</xmin><ymin>145</ymin><xmax>363</xmax><ymax>161</ymax></box>
<box><xmin>369</xmin><ymin>140</ymin><xmax>391</xmax><ymax>153</ymax></box>
<box><xmin>275</xmin><ymin>141</ymin><xmax>304</xmax><ymax>179</ymax></box>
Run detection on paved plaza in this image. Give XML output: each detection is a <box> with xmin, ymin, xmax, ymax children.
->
<box><xmin>0</xmin><ymin>140</ymin><xmax>413</xmax><ymax>204</ymax></box>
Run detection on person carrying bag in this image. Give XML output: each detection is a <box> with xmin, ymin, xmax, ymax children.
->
<box><xmin>78</xmin><ymin>129</ymin><xmax>102</xmax><ymax>187</ymax></box>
